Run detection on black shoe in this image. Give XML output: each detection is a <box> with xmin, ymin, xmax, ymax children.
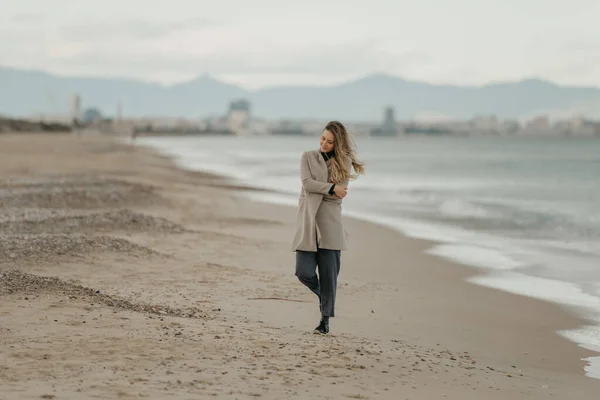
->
<box><xmin>313</xmin><ymin>317</ymin><xmax>329</xmax><ymax>335</ymax></box>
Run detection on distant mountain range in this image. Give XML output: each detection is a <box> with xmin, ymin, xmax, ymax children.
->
<box><xmin>1</xmin><ymin>65</ymin><xmax>599</xmax><ymax>121</ymax></box>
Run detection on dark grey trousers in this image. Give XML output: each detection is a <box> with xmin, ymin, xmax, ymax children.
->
<box><xmin>295</xmin><ymin>248</ymin><xmax>341</xmax><ymax>318</ymax></box>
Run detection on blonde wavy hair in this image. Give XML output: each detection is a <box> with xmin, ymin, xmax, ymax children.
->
<box><xmin>324</xmin><ymin>121</ymin><xmax>365</xmax><ymax>184</ymax></box>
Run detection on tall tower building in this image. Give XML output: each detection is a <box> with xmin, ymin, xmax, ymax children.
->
<box><xmin>371</xmin><ymin>106</ymin><xmax>398</xmax><ymax>136</ymax></box>
<box><xmin>226</xmin><ymin>99</ymin><xmax>251</xmax><ymax>135</ymax></box>
<box><xmin>70</xmin><ymin>93</ymin><xmax>81</xmax><ymax>122</ymax></box>
<box><xmin>116</xmin><ymin>101</ymin><xmax>123</xmax><ymax>121</ymax></box>
<box><xmin>382</xmin><ymin>107</ymin><xmax>397</xmax><ymax>134</ymax></box>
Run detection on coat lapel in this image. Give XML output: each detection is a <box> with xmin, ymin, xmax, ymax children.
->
<box><xmin>312</xmin><ymin>150</ymin><xmax>328</xmax><ymax>183</ymax></box>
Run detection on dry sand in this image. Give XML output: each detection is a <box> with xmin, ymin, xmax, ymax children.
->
<box><xmin>1</xmin><ymin>133</ymin><xmax>599</xmax><ymax>400</ymax></box>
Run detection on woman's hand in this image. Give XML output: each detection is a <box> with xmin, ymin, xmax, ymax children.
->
<box><xmin>334</xmin><ymin>185</ymin><xmax>348</xmax><ymax>199</ymax></box>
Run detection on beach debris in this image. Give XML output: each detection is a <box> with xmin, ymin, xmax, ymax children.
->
<box><xmin>0</xmin><ymin>234</ymin><xmax>164</xmax><ymax>264</ymax></box>
<box><xmin>0</xmin><ymin>209</ymin><xmax>187</xmax><ymax>235</ymax></box>
<box><xmin>0</xmin><ymin>177</ymin><xmax>162</xmax><ymax>209</ymax></box>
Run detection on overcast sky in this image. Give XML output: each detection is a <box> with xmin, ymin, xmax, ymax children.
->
<box><xmin>1</xmin><ymin>0</ymin><xmax>599</xmax><ymax>89</ymax></box>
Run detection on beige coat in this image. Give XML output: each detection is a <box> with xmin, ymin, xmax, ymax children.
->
<box><xmin>291</xmin><ymin>150</ymin><xmax>350</xmax><ymax>252</ymax></box>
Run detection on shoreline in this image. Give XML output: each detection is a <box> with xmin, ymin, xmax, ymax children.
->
<box><xmin>135</xmin><ymin>137</ymin><xmax>600</xmax><ymax>376</ymax></box>
<box><xmin>138</xmin><ymin>136</ymin><xmax>600</xmax><ymax>380</ymax></box>
<box><xmin>136</xmin><ymin>136</ymin><xmax>600</xmax><ymax>376</ymax></box>
<box><xmin>1</xmin><ymin>133</ymin><xmax>600</xmax><ymax>399</ymax></box>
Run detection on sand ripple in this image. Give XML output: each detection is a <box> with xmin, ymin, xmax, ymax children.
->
<box><xmin>0</xmin><ymin>177</ymin><xmax>162</xmax><ymax>209</ymax></box>
<box><xmin>0</xmin><ymin>234</ymin><xmax>163</xmax><ymax>264</ymax></box>
<box><xmin>0</xmin><ymin>269</ymin><xmax>207</xmax><ymax>319</ymax></box>
<box><xmin>0</xmin><ymin>209</ymin><xmax>187</xmax><ymax>234</ymax></box>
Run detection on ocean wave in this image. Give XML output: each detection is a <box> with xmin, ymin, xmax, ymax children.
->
<box><xmin>437</xmin><ymin>198</ymin><xmax>494</xmax><ymax>219</ymax></box>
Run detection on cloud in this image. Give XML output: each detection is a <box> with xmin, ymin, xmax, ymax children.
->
<box><xmin>58</xmin><ymin>17</ymin><xmax>219</xmax><ymax>41</ymax></box>
<box><xmin>492</xmin><ymin>0</ymin><xmax>600</xmax><ymax>17</ymax></box>
<box><xmin>2</xmin><ymin>0</ymin><xmax>600</xmax><ymax>89</ymax></box>
<box><xmin>42</xmin><ymin>36</ymin><xmax>431</xmax><ymax>83</ymax></box>
<box><xmin>522</xmin><ymin>32</ymin><xmax>600</xmax><ymax>85</ymax></box>
<box><xmin>35</xmin><ymin>13</ymin><xmax>430</xmax><ymax>82</ymax></box>
<box><xmin>11</xmin><ymin>13</ymin><xmax>42</xmax><ymax>22</ymax></box>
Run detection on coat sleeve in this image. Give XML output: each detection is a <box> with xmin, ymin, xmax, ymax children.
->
<box><xmin>300</xmin><ymin>152</ymin><xmax>332</xmax><ymax>195</ymax></box>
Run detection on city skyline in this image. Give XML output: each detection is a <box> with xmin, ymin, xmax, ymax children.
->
<box><xmin>4</xmin><ymin>64</ymin><xmax>600</xmax><ymax>122</ymax></box>
<box><xmin>2</xmin><ymin>0</ymin><xmax>600</xmax><ymax>89</ymax></box>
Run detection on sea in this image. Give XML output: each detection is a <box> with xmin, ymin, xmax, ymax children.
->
<box><xmin>137</xmin><ymin>134</ymin><xmax>600</xmax><ymax>378</ymax></box>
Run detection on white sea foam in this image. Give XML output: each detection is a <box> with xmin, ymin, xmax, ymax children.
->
<box><xmin>426</xmin><ymin>244</ymin><xmax>525</xmax><ymax>270</ymax></box>
<box><xmin>469</xmin><ymin>272</ymin><xmax>600</xmax><ymax>379</ymax></box>
<box><xmin>437</xmin><ymin>198</ymin><xmax>494</xmax><ymax>219</ymax></box>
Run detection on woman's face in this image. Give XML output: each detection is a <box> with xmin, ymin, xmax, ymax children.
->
<box><xmin>320</xmin><ymin>130</ymin><xmax>335</xmax><ymax>153</ymax></box>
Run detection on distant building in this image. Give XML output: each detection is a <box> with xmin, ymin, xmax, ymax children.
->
<box><xmin>81</xmin><ymin>108</ymin><xmax>103</xmax><ymax>125</ymax></box>
<box><xmin>116</xmin><ymin>101</ymin><xmax>123</xmax><ymax>122</ymax></box>
<box><xmin>526</xmin><ymin>115</ymin><xmax>550</xmax><ymax>131</ymax></box>
<box><xmin>70</xmin><ymin>93</ymin><xmax>81</xmax><ymax>123</ymax></box>
<box><xmin>470</xmin><ymin>114</ymin><xmax>500</xmax><ymax>133</ymax></box>
<box><xmin>370</xmin><ymin>106</ymin><xmax>399</xmax><ymax>136</ymax></box>
<box><xmin>403</xmin><ymin>124</ymin><xmax>449</xmax><ymax>135</ymax></box>
<box><xmin>270</xmin><ymin>120</ymin><xmax>306</xmax><ymax>135</ymax></box>
<box><xmin>226</xmin><ymin>99</ymin><xmax>251</xmax><ymax>135</ymax></box>
<box><xmin>502</xmin><ymin>119</ymin><xmax>521</xmax><ymax>134</ymax></box>
<box><xmin>566</xmin><ymin>115</ymin><xmax>597</xmax><ymax>137</ymax></box>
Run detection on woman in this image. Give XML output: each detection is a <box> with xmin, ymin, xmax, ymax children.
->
<box><xmin>291</xmin><ymin>121</ymin><xmax>365</xmax><ymax>334</ymax></box>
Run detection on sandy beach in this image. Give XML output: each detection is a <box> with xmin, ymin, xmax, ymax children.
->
<box><xmin>1</xmin><ymin>133</ymin><xmax>599</xmax><ymax>400</ymax></box>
